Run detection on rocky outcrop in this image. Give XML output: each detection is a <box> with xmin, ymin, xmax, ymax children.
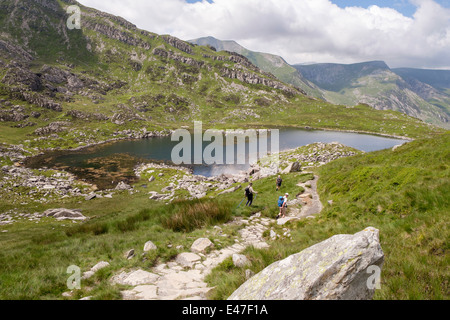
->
<box><xmin>84</xmin><ymin>19</ymin><xmax>151</xmax><ymax>50</ymax></box>
<box><xmin>33</xmin><ymin>121</ymin><xmax>70</xmax><ymax>135</ymax></box>
<box><xmin>43</xmin><ymin>208</ymin><xmax>87</xmax><ymax>221</ymax></box>
<box><xmin>220</xmin><ymin>67</ymin><xmax>302</xmax><ymax>96</ymax></box>
<box><xmin>281</xmin><ymin>161</ymin><xmax>301</xmax><ymax>174</ymax></box>
<box><xmin>152</xmin><ymin>47</ymin><xmax>205</xmax><ymax>68</ymax></box>
<box><xmin>161</xmin><ymin>35</ymin><xmax>194</xmax><ymax>55</ymax></box>
<box><xmin>228</xmin><ymin>227</ymin><xmax>384</xmax><ymax>300</ymax></box>
<box><xmin>11</xmin><ymin>90</ymin><xmax>62</xmax><ymax>112</ymax></box>
<box><xmin>0</xmin><ymin>40</ymin><xmax>34</xmax><ymax>62</ymax></box>
<box><xmin>115</xmin><ymin>181</ymin><xmax>132</xmax><ymax>191</ymax></box>
<box><xmin>2</xmin><ymin>62</ymin><xmax>42</xmax><ymax>92</ymax></box>
<box><xmin>0</xmin><ymin>162</ymin><xmax>83</xmax><ymax>203</ymax></box>
<box><xmin>0</xmin><ymin>105</ymin><xmax>29</xmax><ymax>122</ymax></box>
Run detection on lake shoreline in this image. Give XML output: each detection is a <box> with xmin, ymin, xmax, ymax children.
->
<box><xmin>24</xmin><ymin>124</ymin><xmax>415</xmax><ymax>158</ymax></box>
<box><xmin>20</xmin><ymin>126</ymin><xmax>410</xmax><ymax>190</ymax></box>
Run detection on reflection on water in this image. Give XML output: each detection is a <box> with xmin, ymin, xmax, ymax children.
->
<box><xmin>25</xmin><ymin>128</ymin><xmax>407</xmax><ymax>189</ymax></box>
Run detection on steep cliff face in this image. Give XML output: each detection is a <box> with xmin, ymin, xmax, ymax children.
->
<box><xmin>190</xmin><ymin>36</ymin><xmax>318</xmax><ymax>97</ymax></box>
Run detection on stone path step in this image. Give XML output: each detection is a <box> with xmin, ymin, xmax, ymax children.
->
<box><xmin>113</xmin><ymin>213</ymin><xmax>271</xmax><ymax>300</ymax></box>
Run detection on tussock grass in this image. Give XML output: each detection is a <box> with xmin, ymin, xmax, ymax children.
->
<box><xmin>162</xmin><ymin>199</ymin><xmax>234</xmax><ymax>232</ymax></box>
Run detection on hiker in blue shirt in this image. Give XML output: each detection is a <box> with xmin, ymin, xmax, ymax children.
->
<box><xmin>276</xmin><ymin>193</ymin><xmax>289</xmax><ymax>219</ymax></box>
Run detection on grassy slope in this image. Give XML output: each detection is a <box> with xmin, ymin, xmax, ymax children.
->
<box><xmin>206</xmin><ymin>132</ymin><xmax>449</xmax><ymax>300</ymax></box>
<box><xmin>0</xmin><ymin>133</ymin><xmax>448</xmax><ymax>299</ymax></box>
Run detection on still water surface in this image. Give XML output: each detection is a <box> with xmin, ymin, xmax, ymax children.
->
<box><xmin>26</xmin><ymin>128</ymin><xmax>407</xmax><ymax>188</ymax></box>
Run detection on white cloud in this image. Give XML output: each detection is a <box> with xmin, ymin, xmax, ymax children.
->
<box><xmin>77</xmin><ymin>0</ymin><xmax>450</xmax><ymax>68</ymax></box>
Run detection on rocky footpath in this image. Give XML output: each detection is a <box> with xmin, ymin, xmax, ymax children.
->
<box><xmin>276</xmin><ymin>174</ymin><xmax>323</xmax><ymax>226</ymax></box>
<box><xmin>110</xmin><ymin>213</ymin><xmax>274</xmax><ymax>300</ymax></box>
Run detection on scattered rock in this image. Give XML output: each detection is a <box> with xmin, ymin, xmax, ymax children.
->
<box><xmin>270</xmin><ymin>230</ymin><xmax>277</xmax><ymax>239</ymax></box>
<box><xmin>115</xmin><ymin>181</ymin><xmax>132</xmax><ymax>190</ymax></box>
<box><xmin>91</xmin><ymin>261</ymin><xmax>110</xmax><ymax>273</ymax></box>
<box><xmin>191</xmin><ymin>238</ymin><xmax>214</xmax><ymax>254</ymax></box>
<box><xmin>144</xmin><ymin>241</ymin><xmax>157</xmax><ymax>252</ymax></box>
<box><xmin>232</xmin><ymin>254</ymin><xmax>250</xmax><ymax>268</ymax></box>
<box><xmin>82</xmin><ymin>261</ymin><xmax>110</xmax><ymax>280</ymax></box>
<box><xmin>85</xmin><ymin>193</ymin><xmax>96</xmax><ymax>201</ymax></box>
<box><xmin>124</xmin><ymin>249</ymin><xmax>135</xmax><ymax>260</ymax></box>
<box><xmin>82</xmin><ymin>271</ymin><xmax>95</xmax><ymax>280</ymax></box>
<box><xmin>245</xmin><ymin>269</ymin><xmax>255</xmax><ymax>280</ymax></box>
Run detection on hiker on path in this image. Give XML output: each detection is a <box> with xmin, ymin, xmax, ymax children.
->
<box><xmin>245</xmin><ymin>183</ymin><xmax>258</xmax><ymax>207</ymax></box>
<box><xmin>277</xmin><ymin>195</ymin><xmax>284</xmax><ymax>219</ymax></box>
<box><xmin>276</xmin><ymin>175</ymin><xmax>282</xmax><ymax>191</ymax></box>
<box><xmin>280</xmin><ymin>193</ymin><xmax>289</xmax><ymax>218</ymax></box>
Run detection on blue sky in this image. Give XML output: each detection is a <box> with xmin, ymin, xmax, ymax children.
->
<box><xmin>184</xmin><ymin>0</ymin><xmax>450</xmax><ymax>17</ymax></box>
<box><xmin>78</xmin><ymin>0</ymin><xmax>450</xmax><ymax>68</ymax></box>
<box><xmin>333</xmin><ymin>0</ymin><xmax>449</xmax><ymax>16</ymax></box>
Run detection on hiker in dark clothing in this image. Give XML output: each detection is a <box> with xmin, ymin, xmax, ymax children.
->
<box><xmin>245</xmin><ymin>183</ymin><xmax>258</xmax><ymax>206</ymax></box>
<box><xmin>276</xmin><ymin>175</ymin><xmax>282</xmax><ymax>191</ymax></box>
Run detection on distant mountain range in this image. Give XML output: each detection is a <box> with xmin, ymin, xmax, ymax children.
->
<box><xmin>190</xmin><ymin>37</ymin><xmax>450</xmax><ymax>128</ymax></box>
<box><xmin>0</xmin><ymin>0</ymin><xmax>439</xmax><ymax>152</ymax></box>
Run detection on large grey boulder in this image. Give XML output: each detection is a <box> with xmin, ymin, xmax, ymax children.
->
<box><xmin>228</xmin><ymin>227</ymin><xmax>384</xmax><ymax>300</ymax></box>
<box><xmin>281</xmin><ymin>161</ymin><xmax>301</xmax><ymax>174</ymax></box>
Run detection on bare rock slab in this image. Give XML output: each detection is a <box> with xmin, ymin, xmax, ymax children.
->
<box><xmin>112</xmin><ymin>269</ymin><xmax>160</xmax><ymax>286</ymax></box>
<box><xmin>228</xmin><ymin>227</ymin><xmax>384</xmax><ymax>300</ymax></box>
<box><xmin>43</xmin><ymin>208</ymin><xmax>87</xmax><ymax>221</ymax></box>
<box><xmin>176</xmin><ymin>252</ymin><xmax>202</xmax><ymax>268</ymax></box>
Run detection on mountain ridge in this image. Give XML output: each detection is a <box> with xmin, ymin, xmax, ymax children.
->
<box><xmin>190</xmin><ymin>36</ymin><xmax>450</xmax><ymax>128</ymax></box>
